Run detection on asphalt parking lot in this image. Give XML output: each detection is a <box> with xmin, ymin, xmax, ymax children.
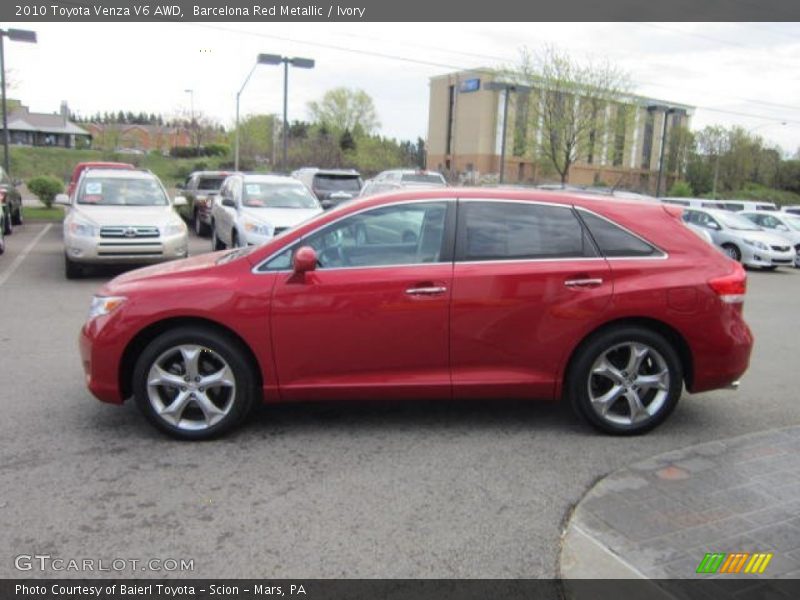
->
<box><xmin>1</xmin><ymin>221</ymin><xmax>798</xmax><ymax>579</ymax></box>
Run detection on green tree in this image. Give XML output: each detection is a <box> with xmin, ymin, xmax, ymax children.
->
<box><xmin>504</xmin><ymin>45</ymin><xmax>632</xmax><ymax>185</ymax></box>
<box><xmin>307</xmin><ymin>88</ymin><xmax>380</xmax><ymax>135</ymax></box>
<box><xmin>237</xmin><ymin>113</ymin><xmax>277</xmax><ymax>165</ymax></box>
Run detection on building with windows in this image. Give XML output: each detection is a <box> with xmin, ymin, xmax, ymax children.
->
<box><xmin>427</xmin><ymin>69</ymin><xmax>694</xmax><ymax>194</ymax></box>
<box><xmin>5</xmin><ymin>101</ymin><xmax>91</xmax><ymax>148</ymax></box>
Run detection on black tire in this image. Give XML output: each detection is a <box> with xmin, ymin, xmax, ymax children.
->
<box><xmin>762</xmin><ymin>266</ymin><xmax>778</xmax><ymax>271</ymax></box>
<box><xmin>64</xmin><ymin>255</ymin><xmax>83</xmax><ymax>279</ymax></box>
<box><xmin>194</xmin><ymin>210</ymin><xmax>209</xmax><ymax>237</ymax></box>
<box><xmin>11</xmin><ymin>206</ymin><xmax>23</xmax><ymax>226</ymax></box>
<box><xmin>211</xmin><ymin>222</ymin><xmax>226</xmax><ymax>251</ymax></box>
<box><xmin>2</xmin><ymin>209</ymin><xmax>11</xmax><ymax>235</ymax></box>
<box><xmin>567</xmin><ymin>326</ymin><xmax>683</xmax><ymax>435</ymax></box>
<box><xmin>231</xmin><ymin>231</ymin><xmax>240</xmax><ymax>249</ymax></box>
<box><xmin>132</xmin><ymin>326</ymin><xmax>257</xmax><ymax>440</ymax></box>
<box><xmin>722</xmin><ymin>243</ymin><xmax>741</xmax><ymax>262</ymax></box>
<box><xmin>0</xmin><ymin>223</ymin><xmax>5</xmax><ymax>255</ymax></box>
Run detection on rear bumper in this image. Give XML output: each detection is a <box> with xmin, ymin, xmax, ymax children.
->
<box><xmin>688</xmin><ymin>312</ymin><xmax>753</xmax><ymax>393</ymax></box>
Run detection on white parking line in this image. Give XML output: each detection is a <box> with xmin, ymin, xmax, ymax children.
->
<box><xmin>0</xmin><ymin>224</ymin><xmax>53</xmax><ymax>287</ymax></box>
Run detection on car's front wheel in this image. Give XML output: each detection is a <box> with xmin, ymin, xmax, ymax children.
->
<box><xmin>12</xmin><ymin>206</ymin><xmax>23</xmax><ymax>226</ymax></box>
<box><xmin>133</xmin><ymin>327</ymin><xmax>257</xmax><ymax>440</ymax></box>
<box><xmin>568</xmin><ymin>326</ymin><xmax>683</xmax><ymax>435</ymax></box>
<box><xmin>722</xmin><ymin>243</ymin><xmax>741</xmax><ymax>262</ymax></box>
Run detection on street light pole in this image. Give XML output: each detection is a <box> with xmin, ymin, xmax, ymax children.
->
<box><xmin>485</xmin><ymin>81</ymin><xmax>531</xmax><ymax>184</ymax></box>
<box><xmin>184</xmin><ymin>88</ymin><xmax>195</xmax><ymax>152</ymax></box>
<box><xmin>0</xmin><ymin>28</ymin><xmax>37</xmax><ymax>176</ymax></box>
<box><xmin>282</xmin><ymin>59</ymin><xmax>289</xmax><ymax>171</ymax></box>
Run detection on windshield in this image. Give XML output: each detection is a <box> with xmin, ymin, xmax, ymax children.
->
<box><xmin>401</xmin><ymin>173</ymin><xmax>446</xmax><ymax>185</ymax></box>
<box><xmin>784</xmin><ymin>216</ymin><xmax>800</xmax><ymax>231</ymax></box>
<box><xmin>78</xmin><ymin>177</ymin><xmax>168</xmax><ymax>206</ymax></box>
<box><xmin>198</xmin><ymin>176</ymin><xmax>226</xmax><ymax>191</ymax></box>
<box><xmin>716</xmin><ymin>212</ymin><xmax>761</xmax><ymax>231</ymax></box>
<box><xmin>242</xmin><ymin>182</ymin><xmax>319</xmax><ymax>209</ymax></box>
<box><xmin>313</xmin><ymin>174</ymin><xmax>361</xmax><ymax>192</ymax></box>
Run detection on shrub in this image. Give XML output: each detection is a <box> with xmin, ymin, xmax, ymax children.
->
<box><xmin>204</xmin><ymin>143</ymin><xmax>229</xmax><ymax>157</ymax></box>
<box><xmin>667</xmin><ymin>180</ymin><xmax>693</xmax><ymax>197</ymax></box>
<box><xmin>27</xmin><ymin>176</ymin><xmax>64</xmax><ymax>208</ymax></box>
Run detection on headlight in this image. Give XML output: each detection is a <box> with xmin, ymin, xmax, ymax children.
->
<box><xmin>88</xmin><ymin>295</ymin><xmax>126</xmax><ymax>320</ymax></box>
<box><xmin>243</xmin><ymin>220</ymin><xmax>271</xmax><ymax>236</ymax></box>
<box><xmin>67</xmin><ymin>220</ymin><xmax>97</xmax><ymax>237</ymax></box>
<box><xmin>163</xmin><ymin>221</ymin><xmax>187</xmax><ymax>236</ymax></box>
<box><xmin>743</xmin><ymin>239</ymin><xmax>768</xmax><ymax>251</ymax></box>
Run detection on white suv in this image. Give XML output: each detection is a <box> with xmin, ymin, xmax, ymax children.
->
<box><xmin>57</xmin><ymin>169</ymin><xmax>188</xmax><ymax>279</ymax></box>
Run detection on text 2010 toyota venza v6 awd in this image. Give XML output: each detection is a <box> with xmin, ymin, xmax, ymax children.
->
<box><xmin>79</xmin><ymin>189</ymin><xmax>753</xmax><ymax>440</ymax></box>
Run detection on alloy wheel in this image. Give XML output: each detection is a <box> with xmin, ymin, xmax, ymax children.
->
<box><xmin>587</xmin><ymin>342</ymin><xmax>670</xmax><ymax>427</ymax></box>
<box><xmin>146</xmin><ymin>344</ymin><xmax>236</xmax><ymax>431</ymax></box>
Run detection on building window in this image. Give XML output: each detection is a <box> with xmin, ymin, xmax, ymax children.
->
<box><xmin>446</xmin><ymin>84</ymin><xmax>455</xmax><ymax>155</ymax></box>
<box><xmin>513</xmin><ymin>93</ymin><xmax>529</xmax><ymax>157</ymax></box>
<box><xmin>613</xmin><ymin>106</ymin><xmax>627</xmax><ymax>167</ymax></box>
<box><xmin>641</xmin><ymin>109</ymin><xmax>655</xmax><ymax>169</ymax></box>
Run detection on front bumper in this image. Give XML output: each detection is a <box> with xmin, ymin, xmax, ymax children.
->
<box><xmin>65</xmin><ymin>232</ymin><xmax>189</xmax><ymax>265</ymax></box>
<box><xmin>742</xmin><ymin>245</ymin><xmax>795</xmax><ymax>268</ymax></box>
<box><xmin>79</xmin><ymin>318</ymin><xmax>126</xmax><ymax>404</ymax></box>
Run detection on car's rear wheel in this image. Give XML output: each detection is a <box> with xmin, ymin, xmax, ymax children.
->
<box><xmin>64</xmin><ymin>255</ymin><xmax>83</xmax><ymax>279</ymax></box>
<box><xmin>568</xmin><ymin>326</ymin><xmax>683</xmax><ymax>435</ymax></box>
<box><xmin>12</xmin><ymin>206</ymin><xmax>23</xmax><ymax>226</ymax></box>
<box><xmin>211</xmin><ymin>222</ymin><xmax>225</xmax><ymax>251</ymax></box>
<box><xmin>133</xmin><ymin>327</ymin><xmax>257</xmax><ymax>440</ymax></box>
<box><xmin>722</xmin><ymin>243</ymin><xmax>741</xmax><ymax>262</ymax></box>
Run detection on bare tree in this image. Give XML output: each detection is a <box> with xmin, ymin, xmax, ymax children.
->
<box><xmin>504</xmin><ymin>45</ymin><xmax>632</xmax><ymax>185</ymax></box>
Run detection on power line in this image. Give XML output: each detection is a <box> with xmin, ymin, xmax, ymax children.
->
<box><xmin>186</xmin><ymin>23</ymin><xmax>800</xmax><ymax>127</ymax></box>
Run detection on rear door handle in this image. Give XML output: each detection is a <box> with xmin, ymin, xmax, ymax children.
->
<box><xmin>564</xmin><ymin>278</ymin><xmax>603</xmax><ymax>289</ymax></box>
<box><xmin>405</xmin><ymin>286</ymin><xmax>447</xmax><ymax>296</ymax></box>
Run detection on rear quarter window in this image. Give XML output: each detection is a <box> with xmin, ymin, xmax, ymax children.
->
<box><xmin>579</xmin><ymin>210</ymin><xmax>662</xmax><ymax>258</ymax></box>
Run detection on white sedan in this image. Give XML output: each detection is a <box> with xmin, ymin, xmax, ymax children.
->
<box><xmin>211</xmin><ymin>174</ymin><xmax>322</xmax><ymax>249</ymax></box>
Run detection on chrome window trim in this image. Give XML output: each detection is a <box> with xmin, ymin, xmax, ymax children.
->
<box><xmin>251</xmin><ymin>197</ymin><xmax>457</xmax><ymax>274</ymax></box>
<box><xmin>576</xmin><ymin>206</ymin><xmax>669</xmax><ymax>260</ymax></box>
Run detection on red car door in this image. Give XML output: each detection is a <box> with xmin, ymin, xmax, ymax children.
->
<box><xmin>270</xmin><ymin>200</ymin><xmax>455</xmax><ymax>401</ymax></box>
<box><xmin>449</xmin><ymin>199</ymin><xmax>613</xmax><ymax>400</ymax></box>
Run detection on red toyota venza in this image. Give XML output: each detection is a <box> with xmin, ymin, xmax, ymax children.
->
<box><xmin>79</xmin><ymin>189</ymin><xmax>753</xmax><ymax>439</ymax></box>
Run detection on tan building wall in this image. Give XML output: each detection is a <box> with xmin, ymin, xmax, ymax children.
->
<box><xmin>427</xmin><ymin>69</ymin><xmax>693</xmax><ymax>195</ymax></box>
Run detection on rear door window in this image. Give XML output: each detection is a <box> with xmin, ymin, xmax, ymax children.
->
<box><xmin>456</xmin><ymin>201</ymin><xmax>597</xmax><ymax>261</ymax></box>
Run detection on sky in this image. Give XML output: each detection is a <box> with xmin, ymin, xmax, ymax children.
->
<box><xmin>6</xmin><ymin>22</ymin><xmax>800</xmax><ymax>153</ymax></box>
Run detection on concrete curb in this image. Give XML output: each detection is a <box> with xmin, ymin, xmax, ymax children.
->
<box><xmin>559</xmin><ymin>425</ymin><xmax>800</xmax><ymax>581</ymax></box>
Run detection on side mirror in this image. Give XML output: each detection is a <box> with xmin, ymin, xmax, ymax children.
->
<box><xmin>173</xmin><ymin>196</ymin><xmax>188</xmax><ymax>207</ymax></box>
<box><xmin>54</xmin><ymin>193</ymin><xmax>70</xmax><ymax>206</ymax></box>
<box><xmin>293</xmin><ymin>246</ymin><xmax>317</xmax><ymax>273</ymax></box>
<box><xmin>707</xmin><ymin>222</ymin><xmax>721</xmax><ymax>230</ymax></box>
<box><xmin>321</xmin><ymin>199</ymin><xmax>333</xmax><ymax>209</ymax></box>
<box><xmin>776</xmin><ymin>224</ymin><xmax>789</xmax><ymax>232</ymax></box>
<box><xmin>222</xmin><ymin>196</ymin><xmax>236</xmax><ymax>208</ymax></box>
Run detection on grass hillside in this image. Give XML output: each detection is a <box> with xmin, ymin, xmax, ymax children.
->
<box><xmin>9</xmin><ymin>146</ymin><xmax>230</xmax><ymax>188</ymax></box>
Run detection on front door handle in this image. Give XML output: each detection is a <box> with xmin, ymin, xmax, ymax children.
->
<box><xmin>405</xmin><ymin>286</ymin><xmax>447</xmax><ymax>296</ymax></box>
<box><xmin>564</xmin><ymin>278</ymin><xmax>603</xmax><ymax>289</ymax></box>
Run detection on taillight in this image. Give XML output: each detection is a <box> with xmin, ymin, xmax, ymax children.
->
<box><xmin>708</xmin><ymin>263</ymin><xmax>747</xmax><ymax>304</ymax></box>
